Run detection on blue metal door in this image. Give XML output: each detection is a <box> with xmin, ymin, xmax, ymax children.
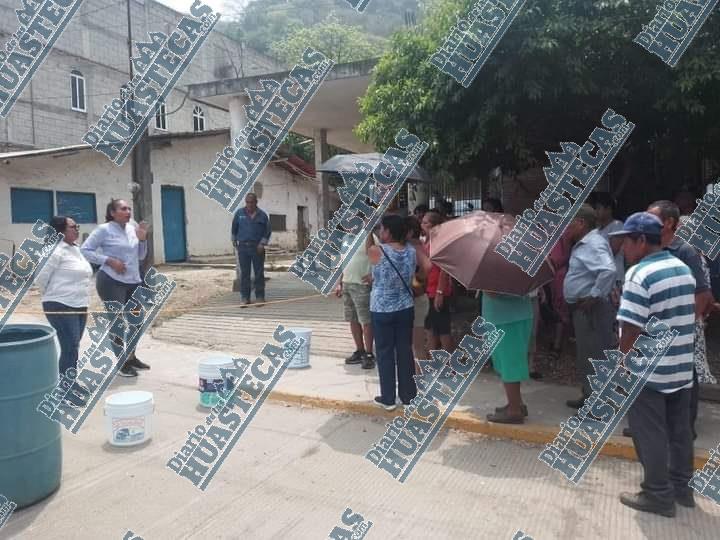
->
<box><xmin>161</xmin><ymin>186</ymin><xmax>187</xmax><ymax>262</ymax></box>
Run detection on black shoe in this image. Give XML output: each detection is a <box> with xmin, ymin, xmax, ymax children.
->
<box><xmin>566</xmin><ymin>398</ymin><xmax>585</xmax><ymax>409</ymax></box>
<box><xmin>241</xmin><ymin>298</ymin><xmax>252</xmax><ymax>307</ymax></box>
<box><xmin>345</xmin><ymin>350</ymin><xmax>364</xmax><ymax>365</ymax></box>
<box><xmin>360</xmin><ymin>353</ymin><xmax>375</xmax><ymax>370</ymax></box>
<box><xmin>494</xmin><ymin>404</ymin><xmax>529</xmax><ymax>417</ymax></box>
<box><xmin>256</xmin><ymin>297</ymin><xmax>266</xmax><ymax>306</ymax></box>
<box><xmin>675</xmin><ymin>490</ymin><xmax>696</xmax><ymax>508</ymax></box>
<box><xmin>619</xmin><ymin>492</ymin><xmax>675</xmax><ymax>517</ymax></box>
<box><xmin>118</xmin><ymin>364</ymin><xmax>138</xmax><ymax>378</ymax></box>
<box><xmin>373</xmin><ymin>396</ymin><xmax>396</xmax><ymax>411</ymax></box>
<box><xmin>622</xmin><ymin>427</ymin><xmax>632</xmax><ymax>437</ymax></box>
<box><xmin>127</xmin><ymin>357</ymin><xmax>150</xmax><ymax>370</ymax></box>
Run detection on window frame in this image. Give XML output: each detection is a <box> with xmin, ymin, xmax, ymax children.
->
<box><xmin>56</xmin><ymin>191</ymin><xmax>98</xmax><ymax>224</ymax></box>
<box><xmin>269</xmin><ymin>214</ymin><xmax>287</xmax><ymax>232</ymax></box>
<box><xmin>10</xmin><ymin>188</ymin><xmax>54</xmax><ymax>224</ymax></box>
<box><xmin>70</xmin><ymin>70</ymin><xmax>86</xmax><ymax>112</ymax></box>
<box><xmin>192</xmin><ymin>105</ymin><xmax>205</xmax><ymax>132</ymax></box>
<box><xmin>155</xmin><ymin>100</ymin><xmax>168</xmax><ymax>131</ymax></box>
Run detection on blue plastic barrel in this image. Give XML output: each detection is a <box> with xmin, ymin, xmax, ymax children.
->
<box><xmin>0</xmin><ymin>324</ymin><xmax>62</xmax><ymax>508</ymax></box>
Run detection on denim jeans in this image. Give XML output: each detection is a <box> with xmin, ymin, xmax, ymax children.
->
<box><xmin>42</xmin><ymin>301</ymin><xmax>88</xmax><ymax>374</ymax></box>
<box><xmin>371</xmin><ymin>307</ymin><xmax>416</xmax><ymax>405</ymax></box>
<box><xmin>237</xmin><ymin>244</ymin><xmax>265</xmax><ymax>300</ymax></box>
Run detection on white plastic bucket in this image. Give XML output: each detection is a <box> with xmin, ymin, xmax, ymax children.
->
<box><xmin>286</xmin><ymin>328</ymin><xmax>312</xmax><ymax>369</ymax></box>
<box><xmin>104</xmin><ymin>391</ymin><xmax>154</xmax><ymax>447</ymax></box>
<box><xmin>198</xmin><ymin>356</ymin><xmax>235</xmax><ymax>408</ymax></box>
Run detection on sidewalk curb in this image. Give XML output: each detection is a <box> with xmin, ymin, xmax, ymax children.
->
<box><xmin>267</xmin><ymin>390</ymin><xmax>711</xmax><ymax>470</ymax></box>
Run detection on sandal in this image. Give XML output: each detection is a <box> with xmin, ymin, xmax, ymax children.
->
<box><xmin>486</xmin><ymin>410</ymin><xmax>524</xmax><ymax>424</ymax></box>
<box><xmin>494</xmin><ymin>404</ymin><xmax>528</xmax><ymax>417</ymax></box>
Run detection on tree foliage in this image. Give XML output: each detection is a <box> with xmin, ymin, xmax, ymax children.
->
<box><xmin>356</xmin><ymin>0</ymin><xmax>720</xmax><ymax>187</ymax></box>
<box><xmin>222</xmin><ymin>0</ymin><xmax>421</xmax><ymax>58</ymax></box>
<box><xmin>270</xmin><ymin>15</ymin><xmax>388</xmax><ymax>65</ymax></box>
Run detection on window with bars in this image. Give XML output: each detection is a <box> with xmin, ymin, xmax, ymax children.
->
<box><xmin>70</xmin><ymin>70</ymin><xmax>86</xmax><ymax>112</ymax></box>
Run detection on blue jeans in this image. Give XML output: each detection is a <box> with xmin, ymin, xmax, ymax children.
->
<box><xmin>371</xmin><ymin>307</ymin><xmax>416</xmax><ymax>405</ymax></box>
<box><xmin>237</xmin><ymin>244</ymin><xmax>265</xmax><ymax>300</ymax></box>
<box><xmin>43</xmin><ymin>301</ymin><xmax>88</xmax><ymax>374</ymax></box>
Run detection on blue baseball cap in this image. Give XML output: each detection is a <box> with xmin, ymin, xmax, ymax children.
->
<box><xmin>608</xmin><ymin>211</ymin><xmax>663</xmax><ymax>237</ymax></box>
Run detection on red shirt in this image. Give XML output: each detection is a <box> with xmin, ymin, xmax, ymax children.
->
<box><xmin>423</xmin><ymin>242</ymin><xmax>451</xmax><ymax>297</ymax></box>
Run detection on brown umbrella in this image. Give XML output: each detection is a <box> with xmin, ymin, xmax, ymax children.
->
<box><xmin>428</xmin><ymin>210</ymin><xmax>555</xmax><ymax>296</ymax></box>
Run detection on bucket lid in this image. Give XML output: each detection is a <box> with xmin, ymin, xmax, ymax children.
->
<box><xmin>199</xmin><ymin>356</ymin><xmax>235</xmax><ymax>368</ymax></box>
<box><xmin>105</xmin><ymin>391</ymin><xmax>154</xmax><ymax>407</ymax></box>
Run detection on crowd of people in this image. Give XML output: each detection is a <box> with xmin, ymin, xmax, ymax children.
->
<box><xmin>340</xmin><ymin>191</ymin><xmax>717</xmax><ymax>518</ymax></box>
<box><xmin>34</xmin><ymin>189</ymin><xmax>717</xmax><ymax>518</ymax></box>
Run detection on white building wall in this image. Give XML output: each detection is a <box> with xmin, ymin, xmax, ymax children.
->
<box><xmin>0</xmin><ymin>151</ymin><xmax>131</xmax><ymax>250</ymax></box>
<box><xmin>150</xmin><ymin>133</ymin><xmax>321</xmax><ymax>257</ymax></box>
<box><xmin>0</xmin><ymin>135</ymin><xmax>320</xmax><ymax>261</ymax></box>
<box><xmin>0</xmin><ymin>0</ymin><xmax>281</xmax><ymax>151</ymax></box>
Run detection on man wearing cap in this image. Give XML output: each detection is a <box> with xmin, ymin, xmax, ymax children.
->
<box><xmin>563</xmin><ymin>204</ymin><xmax>617</xmax><ymax>409</ymax></box>
<box><xmin>647</xmin><ymin>200</ymin><xmax>715</xmax><ymax>441</ymax></box>
<box><xmin>611</xmin><ymin>211</ymin><xmax>696</xmax><ymax>517</ymax></box>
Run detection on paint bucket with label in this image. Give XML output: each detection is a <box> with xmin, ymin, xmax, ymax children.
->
<box><xmin>286</xmin><ymin>328</ymin><xmax>312</xmax><ymax>369</ymax></box>
<box><xmin>104</xmin><ymin>391</ymin><xmax>154</xmax><ymax>447</ymax></box>
<box><xmin>198</xmin><ymin>356</ymin><xmax>235</xmax><ymax>408</ymax></box>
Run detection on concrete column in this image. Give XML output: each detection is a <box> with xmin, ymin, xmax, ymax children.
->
<box><xmin>314</xmin><ymin>128</ymin><xmax>330</xmax><ymax>226</ymax></box>
<box><xmin>229</xmin><ymin>95</ymin><xmax>248</xmax><ymax>145</ymax></box>
<box><xmin>229</xmin><ymin>95</ymin><xmax>248</xmax><ymax>292</ymax></box>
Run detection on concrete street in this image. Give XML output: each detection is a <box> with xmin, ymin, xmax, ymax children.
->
<box><xmin>4</xmin><ymin>401</ymin><xmax>719</xmax><ymax>540</ymax></box>
<box><xmin>3</xmin><ymin>269</ymin><xmax>720</xmax><ymax>539</ymax></box>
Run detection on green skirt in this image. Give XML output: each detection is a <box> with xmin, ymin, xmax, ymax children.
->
<box><xmin>492</xmin><ymin>319</ymin><xmax>532</xmax><ymax>383</ymax></box>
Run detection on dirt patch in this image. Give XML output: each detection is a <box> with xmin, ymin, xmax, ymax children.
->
<box><xmin>15</xmin><ymin>266</ymin><xmax>236</xmax><ymax>324</ymax></box>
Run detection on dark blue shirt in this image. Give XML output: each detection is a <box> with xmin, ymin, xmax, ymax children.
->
<box><xmin>231</xmin><ymin>207</ymin><xmax>272</xmax><ymax>245</ymax></box>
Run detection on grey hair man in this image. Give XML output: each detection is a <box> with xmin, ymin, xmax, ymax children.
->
<box><xmin>563</xmin><ymin>204</ymin><xmax>617</xmax><ymax>408</ymax></box>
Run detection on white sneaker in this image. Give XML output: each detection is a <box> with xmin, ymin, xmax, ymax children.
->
<box><xmin>374</xmin><ymin>396</ymin><xmax>396</xmax><ymax>411</ymax></box>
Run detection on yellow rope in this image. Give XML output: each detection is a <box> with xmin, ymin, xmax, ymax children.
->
<box><xmin>8</xmin><ymin>292</ymin><xmax>326</xmax><ymax>316</ymax></box>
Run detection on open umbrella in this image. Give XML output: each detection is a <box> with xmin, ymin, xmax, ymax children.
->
<box><xmin>429</xmin><ymin>210</ymin><xmax>555</xmax><ymax>295</ymax></box>
<box><xmin>318</xmin><ymin>153</ymin><xmax>432</xmax><ymax>183</ymax></box>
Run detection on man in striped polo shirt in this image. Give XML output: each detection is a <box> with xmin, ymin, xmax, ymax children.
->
<box><xmin>610</xmin><ymin>212</ymin><xmax>696</xmax><ymax>517</ymax></box>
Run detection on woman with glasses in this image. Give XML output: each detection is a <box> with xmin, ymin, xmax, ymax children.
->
<box><xmin>81</xmin><ymin>199</ymin><xmax>149</xmax><ymax>377</ymax></box>
<box><xmin>36</xmin><ymin>217</ymin><xmax>93</xmax><ymax>375</ymax></box>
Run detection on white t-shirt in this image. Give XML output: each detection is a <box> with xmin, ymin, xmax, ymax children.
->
<box><xmin>35</xmin><ymin>242</ymin><xmax>93</xmax><ymax>307</ymax></box>
<box><xmin>599</xmin><ymin>220</ymin><xmax>625</xmax><ymax>284</ymax></box>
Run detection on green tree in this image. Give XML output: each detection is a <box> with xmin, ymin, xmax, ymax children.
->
<box><xmin>270</xmin><ymin>14</ymin><xmax>388</xmax><ymax>65</ymax></box>
<box><xmin>223</xmin><ymin>0</ymin><xmax>421</xmax><ymax>57</ymax></box>
<box><xmin>356</xmin><ymin>0</ymin><xmax>720</xmax><ymax>193</ymax></box>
